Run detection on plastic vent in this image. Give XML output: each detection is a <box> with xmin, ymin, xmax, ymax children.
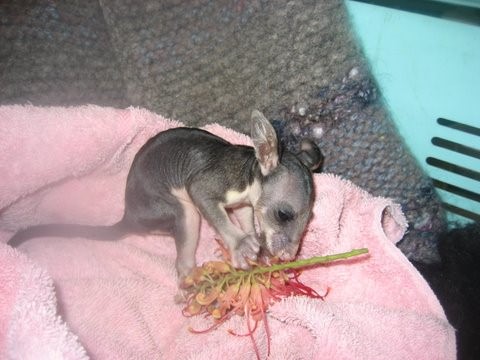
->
<box><xmin>426</xmin><ymin>118</ymin><xmax>480</xmax><ymax>222</ymax></box>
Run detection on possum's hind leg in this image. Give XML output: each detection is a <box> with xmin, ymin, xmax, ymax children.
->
<box><xmin>124</xmin><ymin>185</ymin><xmax>201</xmax><ymax>279</ymax></box>
<box><xmin>170</xmin><ymin>188</ymin><xmax>201</xmax><ymax>279</ymax></box>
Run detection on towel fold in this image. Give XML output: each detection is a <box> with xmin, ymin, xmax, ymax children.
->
<box><xmin>0</xmin><ymin>105</ymin><xmax>455</xmax><ymax>359</ymax></box>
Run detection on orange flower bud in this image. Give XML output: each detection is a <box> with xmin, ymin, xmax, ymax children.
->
<box><xmin>181</xmin><ymin>276</ymin><xmax>195</xmax><ymax>288</ymax></box>
<box><xmin>195</xmin><ymin>287</ymin><xmax>221</xmax><ymax>306</ymax></box>
<box><xmin>184</xmin><ymin>300</ymin><xmax>203</xmax><ymax>316</ymax></box>
<box><xmin>191</xmin><ymin>267</ymin><xmax>207</xmax><ymax>283</ymax></box>
<box><xmin>211</xmin><ymin>307</ymin><xmax>223</xmax><ymax>319</ymax></box>
<box><xmin>204</xmin><ymin>261</ymin><xmax>231</xmax><ymax>274</ymax></box>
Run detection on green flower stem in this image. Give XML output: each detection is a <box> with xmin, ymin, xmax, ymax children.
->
<box><xmin>199</xmin><ymin>248</ymin><xmax>369</xmax><ymax>290</ymax></box>
<box><xmin>248</xmin><ymin>248</ymin><xmax>369</xmax><ymax>275</ymax></box>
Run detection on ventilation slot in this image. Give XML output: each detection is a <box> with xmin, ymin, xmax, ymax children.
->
<box><xmin>437</xmin><ymin>117</ymin><xmax>480</xmax><ymax>136</ymax></box>
<box><xmin>431</xmin><ymin>137</ymin><xmax>480</xmax><ymax>160</ymax></box>
<box><xmin>427</xmin><ymin>118</ymin><xmax>480</xmax><ymax>222</ymax></box>
<box><xmin>426</xmin><ymin>157</ymin><xmax>480</xmax><ymax>181</ymax></box>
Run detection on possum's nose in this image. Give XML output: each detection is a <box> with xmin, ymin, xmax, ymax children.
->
<box><xmin>270</xmin><ymin>233</ymin><xmax>298</xmax><ymax>260</ymax></box>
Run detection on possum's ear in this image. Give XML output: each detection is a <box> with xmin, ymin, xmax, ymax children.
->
<box><xmin>251</xmin><ymin>110</ymin><xmax>279</xmax><ymax>176</ymax></box>
<box><xmin>296</xmin><ymin>139</ymin><xmax>323</xmax><ymax>172</ymax></box>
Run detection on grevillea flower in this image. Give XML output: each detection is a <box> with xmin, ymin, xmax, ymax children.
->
<box><xmin>182</xmin><ymin>247</ymin><xmax>368</xmax><ymax>359</ymax></box>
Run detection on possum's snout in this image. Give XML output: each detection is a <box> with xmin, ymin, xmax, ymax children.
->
<box><xmin>263</xmin><ymin>232</ymin><xmax>300</xmax><ymax>261</ymax></box>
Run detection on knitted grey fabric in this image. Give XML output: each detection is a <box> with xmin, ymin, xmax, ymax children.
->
<box><xmin>0</xmin><ymin>0</ymin><xmax>126</xmax><ymax>107</ymax></box>
<box><xmin>0</xmin><ymin>0</ymin><xmax>445</xmax><ymax>262</ymax></box>
<box><xmin>99</xmin><ymin>0</ymin><xmax>361</xmax><ymax>131</ymax></box>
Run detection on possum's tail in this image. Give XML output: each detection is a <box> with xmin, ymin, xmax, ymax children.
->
<box><xmin>8</xmin><ymin>220</ymin><xmax>130</xmax><ymax>248</ymax></box>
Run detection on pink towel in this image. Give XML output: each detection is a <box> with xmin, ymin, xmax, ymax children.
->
<box><xmin>0</xmin><ymin>105</ymin><xmax>455</xmax><ymax>359</ymax></box>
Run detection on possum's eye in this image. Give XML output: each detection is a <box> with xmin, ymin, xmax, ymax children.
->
<box><xmin>276</xmin><ymin>208</ymin><xmax>295</xmax><ymax>223</ymax></box>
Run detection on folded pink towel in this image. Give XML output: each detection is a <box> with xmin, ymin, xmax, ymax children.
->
<box><xmin>0</xmin><ymin>105</ymin><xmax>455</xmax><ymax>359</ymax></box>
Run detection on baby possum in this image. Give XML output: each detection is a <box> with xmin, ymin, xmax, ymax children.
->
<box><xmin>9</xmin><ymin>110</ymin><xmax>322</xmax><ymax>281</ymax></box>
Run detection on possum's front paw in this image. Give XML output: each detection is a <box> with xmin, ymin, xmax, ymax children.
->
<box><xmin>231</xmin><ymin>234</ymin><xmax>260</xmax><ymax>269</ymax></box>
